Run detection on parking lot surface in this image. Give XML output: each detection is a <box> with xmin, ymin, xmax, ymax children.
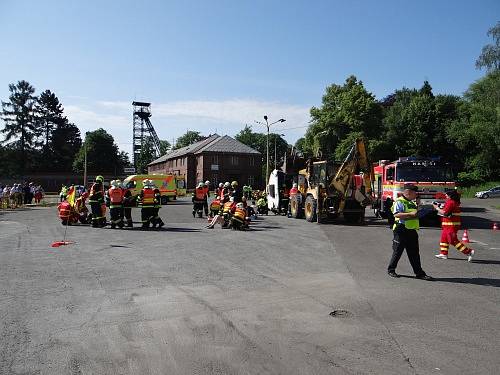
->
<box><xmin>1</xmin><ymin>198</ymin><xmax>499</xmax><ymax>374</ymax></box>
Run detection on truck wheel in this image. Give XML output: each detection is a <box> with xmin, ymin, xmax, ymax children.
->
<box><xmin>290</xmin><ymin>195</ymin><xmax>301</xmax><ymax>218</ymax></box>
<box><xmin>161</xmin><ymin>196</ymin><xmax>168</xmax><ymax>205</ymax></box>
<box><xmin>343</xmin><ymin>200</ymin><xmax>363</xmax><ymax>224</ymax></box>
<box><xmin>304</xmin><ymin>196</ymin><xmax>317</xmax><ymax>222</ymax></box>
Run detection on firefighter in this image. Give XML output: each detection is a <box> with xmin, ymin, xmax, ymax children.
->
<box><xmin>138</xmin><ymin>179</ymin><xmax>156</xmax><ymax>228</ymax></box>
<box><xmin>231</xmin><ymin>202</ymin><xmax>248</xmax><ymax>230</ymax></box>
<box><xmin>152</xmin><ymin>184</ymin><xmax>165</xmax><ymax>228</ymax></box>
<box><xmin>108</xmin><ymin>180</ymin><xmax>125</xmax><ymax>229</ymax></box>
<box><xmin>215</xmin><ymin>183</ymin><xmax>224</xmax><ymax>199</ymax></box>
<box><xmin>433</xmin><ymin>189</ymin><xmax>474</xmax><ymax>262</ymax></box>
<box><xmin>75</xmin><ymin>192</ymin><xmax>91</xmax><ymax>224</ymax></box>
<box><xmin>192</xmin><ymin>182</ymin><xmax>206</xmax><ymax>217</ymax></box>
<box><xmin>122</xmin><ymin>181</ymin><xmax>134</xmax><ymax>228</ymax></box>
<box><xmin>89</xmin><ymin>175</ymin><xmax>106</xmax><ymax>228</ymax></box>
<box><xmin>203</xmin><ymin>180</ymin><xmax>210</xmax><ymax>216</ymax></box>
<box><xmin>57</xmin><ymin>200</ymin><xmax>77</xmax><ymax>225</ymax></box>
<box><xmin>221</xmin><ymin>197</ymin><xmax>234</xmax><ymax>228</ymax></box>
<box><xmin>288</xmin><ymin>182</ymin><xmax>299</xmax><ymax>217</ymax></box>
<box><xmin>59</xmin><ymin>184</ymin><xmax>68</xmax><ymax>202</ymax></box>
<box><xmin>387</xmin><ymin>184</ymin><xmax>432</xmax><ymax>280</ymax></box>
<box><xmin>209</xmin><ymin>197</ymin><xmax>221</xmax><ymax>218</ymax></box>
<box><xmin>221</xmin><ymin>182</ymin><xmax>231</xmax><ymax>203</ymax></box>
<box><xmin>231</xmin><ymin>181</ymin><xmax>242</xmax><ymax>203</ymax></box>
<box><xmin>278</xmin><ymin>183</ymin><xmax>290</xmax><ymax>215</ymax></box>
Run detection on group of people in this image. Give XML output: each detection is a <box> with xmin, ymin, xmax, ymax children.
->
<box><xmin>199</xmin><ymin>180</ymin><xmax>257</xmax><ymax>230</ymax></box>
<box><xmin>57</xmin><ymin>176</ymin><xmax>165</xmax><ymax>229</ymax></box>
<box><xmin>387</xmin><ymin>183</ymin><xmax>474</xmax><ymax>281</ymax></box>
<box><xmin>0</xmin><ymin>182</ymin><xmax>44</xmax><ymax>209</ymax></box>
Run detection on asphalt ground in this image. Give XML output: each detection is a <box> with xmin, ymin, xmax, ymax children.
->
<box><xmin>0</xmin><ymin>197</ymin><xmax>498</xmax><ymax>375</ymax></box>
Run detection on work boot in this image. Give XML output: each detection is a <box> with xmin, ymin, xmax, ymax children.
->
<box><xmin>111</xmin><ymin>223</ymin><xmax>116</xmax><ymax>229</ymax></box>
<box><xmin>388</xmin><ymin>271</ymin><xmax>400</xmax><ymax>278</ymax></box>
<box><xmin>415</xmin><ymin>274</ymin><xmax>434</xmax><ymax>281</ymax></box>
<box><xmin>158</xmin><ymin>220</ymin><xmax>165</xmax><ymax>228</ymax></box>
<box><xmin>467</xmin><ymin>249</ymin><xmax>475</xmax><ymax>263</ymax></box>
<box><xmin>192</xmin><ymin>211</ymin><xmax>195</xmax><ymax>218</ymax></box>
<box><xmin>435</xmin><ymin>254</ymin><xmax>448</xmax><ymax>259</ymax></box>
<box><xmin>127</xmin><ymin>221</ymin><xmax>133</xmax><ymax>228</ymax></box>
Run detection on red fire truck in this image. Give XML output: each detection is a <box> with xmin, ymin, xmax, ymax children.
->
<box><xmin>372</xmin><ymin>157</ymin><xmax>456</xmax><ymax>221</ymax></box>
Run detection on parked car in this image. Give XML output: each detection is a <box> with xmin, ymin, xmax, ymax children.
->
<box><xmin>475</xmin><ymin>186</ymin><xmax>500</xmax><ymax>199</ymax></box>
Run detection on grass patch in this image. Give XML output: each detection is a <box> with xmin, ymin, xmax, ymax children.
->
<box><xmin>459</xmin><ymin>181</ymin><xmax>500</xmax><ymax>198</ymax></box>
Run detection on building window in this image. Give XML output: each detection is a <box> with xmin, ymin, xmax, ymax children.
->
<box><xmin>213</xmin><ymin>155</ymin><xmax>219</xmax><ymax>164</ymax></box>
<box><xmin>248</xmin><ymin>175</ymin><xmax>255</xmax><ymax>186</ymax></box>
<box><xmin>231</xmin><ymin>155</ymin><xmax>239</xmax><ymax>165</ymax></box>
<box><xmin>212</xmin><ymin>174</ymin><xmax>218</xmax><ymax>186</ymax></box>
<box><xmin>249</xmin><ymin>157</ymin><xmax>254</xmax><ymax>166</ymax></box>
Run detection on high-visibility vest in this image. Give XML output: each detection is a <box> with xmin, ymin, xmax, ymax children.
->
<box><xmin>141</xmin><ymin>188</ymin><xmax>155</xmax><ymax>206</ymax></box>
<box><xmin>109</xmin><ymin>187</ymin><xmax>124</xmax><ymax>206</ymax></box>
<box><xmin>195</xmin><ymin>187</ymin><xmax>205</xmax><ymax>200</ymax></box>
<box><xmin>392</xmin><ymin>196</ymin><xmax>419</xmax><ymax>230</ymax></box>
<box><xmin>153</xmin><ymin>189</ymin><xmax>162</xmax><ymax>208</ymax></box>
<box><xmin>233</xmin><ymin>207</ymin><xmax>246</xmax><ymax>223</ymax></box>
<box><xmin>441</xmin><ymin>199</ymin><xmax>461</xmax><ymax>228</ymax></box>
<box><xmin>75</xmin><ymin>197</ymin><xmax>87</xmax><ymax>213</ymax></box>
<box><xmin>223</xmin><ymin>201</ymin><xmax>233</xmax><ymax>214</ymax></box>
<box><xmin>210</xmin><ymin>199</ymin><xmax>221</xmax><ymax>211</ymax></box>
<box><xmin>58</xmin><ymin>202</ymin><xmax>72</xmax><ymax>219</ymax></box>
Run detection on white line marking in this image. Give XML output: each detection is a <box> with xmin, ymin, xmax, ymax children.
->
<box><xmin>471</xmin><ymin>240</ymin><xmax>489</xmax><ymax>246</ymax></box>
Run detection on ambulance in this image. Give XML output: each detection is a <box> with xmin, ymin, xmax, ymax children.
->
<box><xmin>123</xmin><ymin>174</ymin><xmax>177</xmax><ymax>204</ymax></box>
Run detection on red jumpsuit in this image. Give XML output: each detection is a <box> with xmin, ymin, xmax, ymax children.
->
<box><xmin>439</xmin><ymin>199</ymin><xmax>472</xmax><ymax>256</ymax></box>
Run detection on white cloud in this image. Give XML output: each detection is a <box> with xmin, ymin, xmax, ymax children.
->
<box><xmin>64</xmin><ymin>98</ymin><xmax>312</xmax><ymax>156</ymax></box>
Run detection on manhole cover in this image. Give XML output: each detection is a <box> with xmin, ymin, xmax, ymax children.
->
<box><xmin>329</xmin><ymin>310</ymin><xmax>352</xmax><ymax>318</ymax></box>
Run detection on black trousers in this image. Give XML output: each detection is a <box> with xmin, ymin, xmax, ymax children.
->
<box><xmin>123</xmin><ymin>207</ymin><xmax>132</xmax><ymax>225</ymax></box>
<box><xmin>388</xmin><ymin>226</ymin><xmax>425</xmax><ymax>276</ymax></box>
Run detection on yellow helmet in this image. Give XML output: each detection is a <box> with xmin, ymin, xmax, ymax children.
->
<box><xmin>96</xmin><ymin>175</ymin><xmax>104</xmax><ymax>183</ymax></box>
<box><xmin>231</xmin><ymin>181</ymin><xmax>238</xmax><ymax>187</ymax></box>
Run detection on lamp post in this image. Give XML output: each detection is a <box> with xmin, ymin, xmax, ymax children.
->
<box><xmin>255</xmin><ymin>116</ymin><xmax>286</xmax><ymax>190</ymax></box>
<box><xmin>83</xmin><ymin>132</ymin><xmax>88</xmax><ymax>187</ymax></box>
<box><xmin>274</xmin><ymin>133</ymin><xmax>285</xmax><ymax>169</ymax></box>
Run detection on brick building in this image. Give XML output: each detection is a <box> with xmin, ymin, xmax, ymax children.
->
<box><xmin>148</xmin><ymin>134</ymin><xmax>262</xmax><ymax>189</ymax></box>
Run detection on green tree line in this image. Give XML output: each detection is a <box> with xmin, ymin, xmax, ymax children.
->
<box><xmin>296</xmin><ymin>23</ymin><xmax>499</xmax><ymax>185</ymax></box>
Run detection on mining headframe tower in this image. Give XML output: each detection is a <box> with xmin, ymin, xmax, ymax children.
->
<box><xmin>132</xmin><ymin>101</ymin><xmax>162</xmax><ymax>170</ymax></box>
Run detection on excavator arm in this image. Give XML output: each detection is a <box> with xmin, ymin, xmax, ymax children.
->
<box><xmin>330</xmin><ymin>138</ymin><xmax>373</xmax><ymax>207</ymax></box>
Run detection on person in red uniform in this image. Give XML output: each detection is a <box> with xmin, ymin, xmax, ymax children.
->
<box><xmin>433</xmin><ymin>189</ymin><xmax>474</xmax><ymax>262</ymax></box>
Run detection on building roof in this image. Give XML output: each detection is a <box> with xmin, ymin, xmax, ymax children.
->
<box><xmin>196</xmin><ymin>135</ymin><xmax>261</xmax><ymax>155</ymax></box>
<box><xmin>149</xmin><ymin>134</ymin><xmax>260</xmax><ymax>166</ymax></box>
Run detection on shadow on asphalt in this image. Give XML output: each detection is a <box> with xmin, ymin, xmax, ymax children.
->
<box><xmin>447</xmin><ymin>257</ymin><xmax>500</xmax><ymax>265</ymax></box>
<box><xmin>461</xmin><ymin>216</ymin><xmax>495</xmax><ymax>229</ymax></box>
<box><xmin>434</xmin><ymin>277</ymin><xmax>500</xmax><ymax>287</ymax></box>
<box><xmin>462</xmin><ymin>207</ymin><xmax>486</xmax><ymax>213</ymax></box>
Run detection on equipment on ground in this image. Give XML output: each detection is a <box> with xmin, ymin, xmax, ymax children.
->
<box><xmin>269</xmin><ymin>138</ymin><xmax>373</xmax><ymax>224</ymax></box>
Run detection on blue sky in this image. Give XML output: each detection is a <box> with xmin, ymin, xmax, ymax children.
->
<box><xmin>0</xmin><ymin>0</ymin><xmax>498</xmax><ymax>156</ymax></box>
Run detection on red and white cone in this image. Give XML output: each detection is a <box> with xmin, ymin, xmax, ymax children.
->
<box><xmin>461</xmin><ymin>229</ymin><xmax>470</xmax><ymax>243</ymax></box>
<box><xmin>493</xmin><ymin>222</ymin><xmax>499</xmax><ymax>231</ymax></box>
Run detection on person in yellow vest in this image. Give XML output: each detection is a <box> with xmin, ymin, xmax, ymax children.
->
<box><xmin>138</xmin><ymin>179</ymin><xmax>156</xmax><ymax>229</ymax></box>
<box><xmin>89</xmin><ymin>175</ymin><xmax>106</xmax><ymax>228</ymax></box>
<box><xmin>221</xmin><ymin>197</ymin><xmax>234</xmax><ymax>228</ymax></box>
<box><xmin>231</xmin><ymin>202</ymin><xmax>248</xmax><ymax>230</ymax></box>
<box><xmin>108</xmin><ymin>180</ymin><xmax>125</xmax><ymax>229</ymax></box>
<box><xmin>387</xmin><ymin>184</ymin><xmax>433</xmax><ymax>280</ymax></box>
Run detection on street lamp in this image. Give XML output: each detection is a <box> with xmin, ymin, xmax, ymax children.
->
<box><xmin>83</xmin><ymin>132</ymin><xmax>88</xmax><ymax>188</ymax></box>
<box><xmin>255</xmin><ymin>116</ymin><xmax>286</xmax><ymax>190</ymax></box>
<box><xmin>274</xmin><ymin>133</ymin><xmax>285</xmax><ymax>169</ymax></box>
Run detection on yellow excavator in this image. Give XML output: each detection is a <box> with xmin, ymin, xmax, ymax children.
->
<box><xmin>289</xmin><ymin>138</ymin><xmax>374</xmax><ymax>223</ymax></box>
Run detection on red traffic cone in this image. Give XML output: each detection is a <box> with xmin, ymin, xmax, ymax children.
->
<box><xmin>493</xmin><ymin>222</ymin><xmax>499</xmax><ymax>231</ymax></box>
<box><xmin>461</xmin><ymin>229</ymin><xmax>470</xmax><ymax>243</ymax></box>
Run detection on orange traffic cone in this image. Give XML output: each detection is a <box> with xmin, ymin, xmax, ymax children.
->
<box><xmin>493</xmin><ymin>222</ymin><xmax>499</xmax><ymax>231</ymax></box>
<box><xmin>461</xmin><ymin>229</ymin><xmax>470</xmax><ymax>243</ymax></box>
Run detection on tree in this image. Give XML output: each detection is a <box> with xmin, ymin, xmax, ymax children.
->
<box><xmin>135</xmin><ymin>138</ymin><xmax>171</xmax><ymax>173</ymax></box>
<box><xmin>159</xmin><ymin>139</ymin><xmax>171</xmax><ymax>155</ymax></box>
<box><xmin>476</xmin><ymin>22</ymin><xmax>500</xmax><ymax>72</ymax></box>
<box><xmin>1</xmin><ymin>80</ymin><xmax>38</xmax><ymax>173</ymax></box>
<box><xmin>447</xmin><ymin>70</ymin><xmax>500</xmax><ymax>183</ymax></box>
<box><xmin>303</xmin><ymin>75</ymin><xmax>383</xmax><ymax>159</ymax></box>
<box><xmin>174</xmin><ymin>131</ymin><xmax>204</xmax><ymax>149</ymax></box>
<box><xmin>73</xmin><ymin>128</ymin><xmax>126</xmax><ymax>175</ymax></box>
<box><xmin>51</xmin><ymin>120</ymin><xmax>82</xmax><ymax>171</ymax></box>
<box><xmin>34</xmin><ymin>90</ymin><xmax>65</xmax><ymax>149</ymax></box>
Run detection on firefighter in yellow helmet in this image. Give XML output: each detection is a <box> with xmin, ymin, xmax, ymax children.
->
<box><xmin>231</xmin><ymin>180</ymin><xmax>243</xmax><ymax>203</ymax></box>
<box><xmin>231</xmin><ymin>202</ymin><xmax>248</xmax><ymax>230</ymax></box>
<box><xmin>89</xmin><ymin>175</ymin><xmax>106</xmax><ymax>227</ymax></box>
